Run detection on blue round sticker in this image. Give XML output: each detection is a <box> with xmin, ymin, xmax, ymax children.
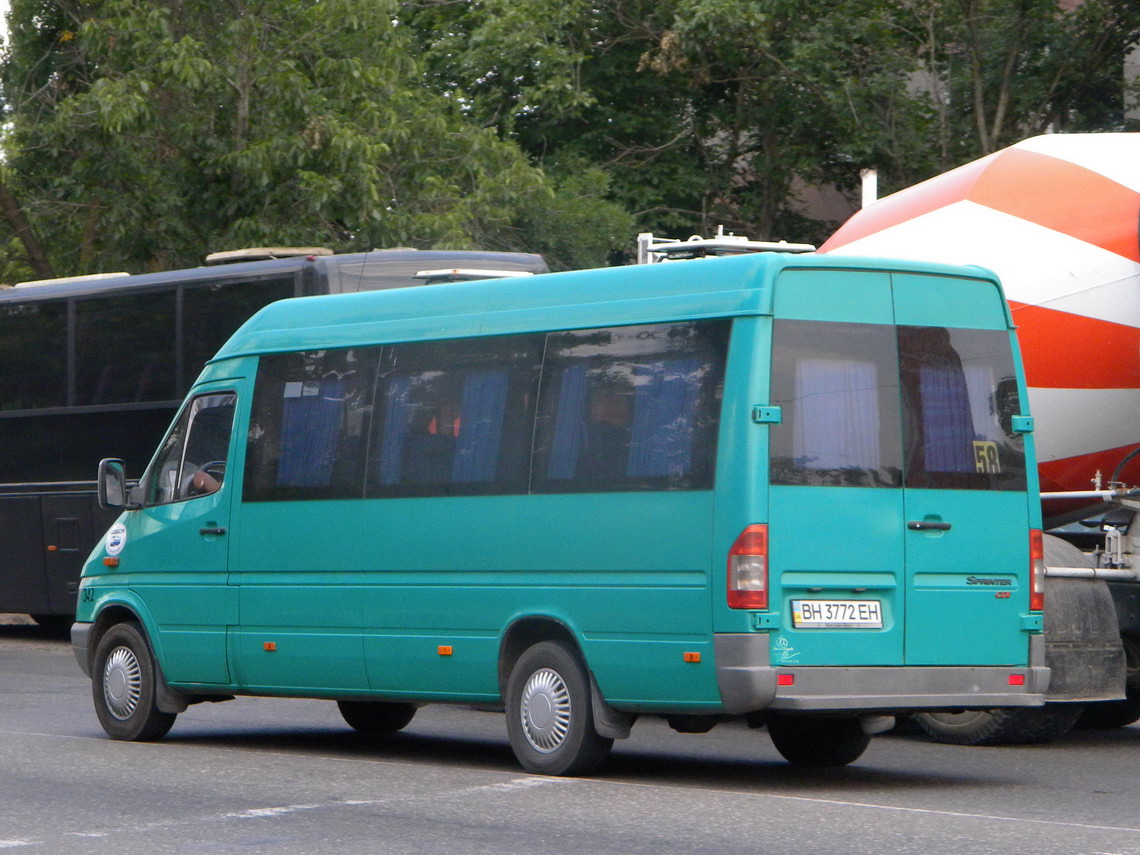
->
<box><xmin>105</xmin><ymin>523</ymin><xmax>127</xmax><ymax>557</ymax></box>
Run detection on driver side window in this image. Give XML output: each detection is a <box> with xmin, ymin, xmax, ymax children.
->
<box><xmin>145</xmin><ymin>392</ymin><xmax>237</xmax><ymax>505</ymax></box>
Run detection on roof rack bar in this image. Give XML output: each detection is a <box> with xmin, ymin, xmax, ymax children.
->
<box><xmin>414</xmin><ymin>268</ymin><xmax>536</xmax><ymax>283</ymax></box>
<box><xmin>637</xmin><ymin>226</ymin><xmax>815</xmax><ymax>264</ymax></box>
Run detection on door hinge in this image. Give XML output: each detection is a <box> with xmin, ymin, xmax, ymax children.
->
<box><xmin>751</xmin><ymin>405</ymin><xmax>782</xmax><ymax>424</ymax></box>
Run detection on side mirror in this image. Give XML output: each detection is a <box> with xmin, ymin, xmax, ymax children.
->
<box><xmin>97</xmin><ymin>459</ymin><xmax>139</xmax><ymax>510</ymax></box>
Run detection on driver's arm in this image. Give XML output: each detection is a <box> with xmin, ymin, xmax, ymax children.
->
<box><xmin>190</xmin><ymin>469</ymin><xmax>220</xmax><ymax>494</ymax></box>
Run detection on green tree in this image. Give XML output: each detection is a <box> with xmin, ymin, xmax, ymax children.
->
<box><xmin>0</xmin><ymin>0</ymin><xmax>627</xmax><ymax>276</ymax></box>
<box><xmin>407</xmin><ymin>0</ymin><xmax>1140</xmax><ymax>243</ymax></box>
<box><xmin>896</xmin><ymin>0</ymin><xmax>1140</xmax><ymax>165</ymax></box>
<box><xmin>408</xmin><ymin>0</ymin><xmax>939</xmax><ymax>242</ymax></box>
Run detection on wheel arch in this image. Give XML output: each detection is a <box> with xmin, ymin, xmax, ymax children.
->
<box><xmin>497</xmin><ymin>616</ymin><xmax>583</xmax><ymax>699</ymax></box>
<box><xmin>86</xmin><ymin>599</ymin><xmax>188</xmax><ymax>714</ymax></box>
<box><xmin>87</xmin><ymin>602</ymin><xmax>150</xmax><ymax>674</ymax></box>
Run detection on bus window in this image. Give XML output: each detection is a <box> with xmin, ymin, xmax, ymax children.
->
<box><xmin>898</xmin><ymin>326</ymin><xmax>1027</xmax><ymax>491</ymax></box>
<box><xmin>0</xmin><ymin>302</ymin><xmax>68</xmax><ymax>411</ymax></box>
<box><xmin>368</xmin><ymin>334</ymin><xmax>543</xmax><ymax>497</ymax></box>
<box><xmin>769</xmin><ymin>320</ymin><xmax>903</xmax><ymax>488</ymax></box>
<box><xmin>145</xmin><ymin>393</ymin><xmax>236</xmax><ymax>504</ymax></box>
<box><xmin>244</xmin><ymin>348</ymin><xmax>379</xmax><ymax>501</ymax></box>
<box><xmin>182</xmin><ymin>276</ymin><xmax>297</xmax><ymax>383</ymax></box>
<box><xmin>75</xmin><ymin>291</ymin><xmax>178</xmax><ymax>405</ymax></box>
<box><xmin>532</xmin><ymin>320</ymin><xmax>728</xmax><ymax>492</ymax></box>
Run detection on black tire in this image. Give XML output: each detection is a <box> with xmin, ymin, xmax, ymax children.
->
<box><xmin>505</xmin><ymin>640</ymin><xmax>613</xmax><ymax>776</ymax></box>
<box><xmin>337</xmin><ymin>700</ymin><xmax>418</xmax><ymax>734</ymax></box>
<box><xmin>91</xmin><ymin>622</ymin><xmax>177</xmax><ymax>741</ymax></box>
<box><xmin>766</xmin><ymin>714</ymin><xmax>871</xmax><ymax>766</ymax></box>
<box><xmin>1079</xmin><ymin>634</ymin><xmax>1140</xmax><ymax>729</ymax></box>
<box><xmin>1076</xmin><ymin>697</ymin><xmax>1140</xmax><ymax>729</ymax></box>
<box><xmin>30</xmin><ymin>614</ymin><xmax>71</xmax><ymax>634</ymax></box>
<box><xmin>912</xmin><ymin>703</ymin><xmax>1084</xmax><ymax>745</ymax></box>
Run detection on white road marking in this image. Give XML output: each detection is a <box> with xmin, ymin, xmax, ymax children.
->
<box><xmin>3</xmin><ymin>728</ymin><xmax>1139</xmax><ymax>841</ymax></box>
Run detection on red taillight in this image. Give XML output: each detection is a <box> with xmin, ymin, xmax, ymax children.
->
<box><xmin>728</xmin><ymin>524</ymin><xmax>768</xmax><ymax>610</ymax></box>
<box><xmin>1029</xmin><ymin>529</ymin><xmax>1045</xmax><ymax>612</ymax></box>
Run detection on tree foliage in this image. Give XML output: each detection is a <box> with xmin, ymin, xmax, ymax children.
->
<box><xmin>0</xmin><ymin>0</ymin><xmax>629</xmax><ymax>275</ymax></box>
<box><xmin>407</xmin><ymin>0</ymin><xmax>1140</xmax><ymax>242</ymax></box>
<box><xmin>0</xmin><ymin>0</ymin><xmax>1136</xmax><ymax>278</ymax></box>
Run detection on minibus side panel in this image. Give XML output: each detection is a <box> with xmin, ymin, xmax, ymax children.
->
<box><xmin>710</xmin><ymin>316</ymin><xmax>771</xmax><ymax>635</ymax></box>
<box><xmin>232</xmin><ymin>501</ymin><xmax>369</xmax><ymax>692</ymax></box>
<box><xmin>356</xmin><ymin>492</ymin><xmax>721</xmax><ymax>708</ymax></box>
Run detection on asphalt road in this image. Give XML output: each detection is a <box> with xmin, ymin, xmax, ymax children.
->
<box><xmin>2</xmin><ymin>619</ymin><xmax>1139</xmax><ymax>855</ymax></box>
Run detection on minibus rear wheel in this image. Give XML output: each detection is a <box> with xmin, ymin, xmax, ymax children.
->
<box><xmin>337</xmin><ymin>700</ymin><xmax>417</xmax><ymax>734</ymax></box>
<box><xmin>766</xmin><ymin>714</ymin><xmax>871</xmax><ymax>766</ymax></box>
<box><xmin>505</xmin><ymin>640</ymin><xmax>613</xmax><ymax>776</ymax></box>
<box><xmin>91</xmin><ymin>622</ymin><xmax>177</xmax><ymax>741</ymax></box>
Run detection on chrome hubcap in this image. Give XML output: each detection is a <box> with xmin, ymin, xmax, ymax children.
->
<box><xmin>103</xmin><ymin>646</ymin><xmax>142</xmax><ymax>720</ymax></box>
<box><xmin>520</xmin><ymin>667</ymin><xmax>571</xmax><ymax>753</ymax></box>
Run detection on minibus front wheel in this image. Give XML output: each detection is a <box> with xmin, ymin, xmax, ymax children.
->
<box><xmin>505</xmin><ymin>640</ymin><xmax>613</xmax><ymax>776</ymax></box>
<box><xmin>91</xmin><ymin>622</ymin><xmax>177</xmax><ymax>741</ymax></box>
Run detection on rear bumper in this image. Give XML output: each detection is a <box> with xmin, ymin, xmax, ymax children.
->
<box><xmin>715</xmin><ymin>632</ymin><xmax>1049</xmax><ymax>715</ymax></box>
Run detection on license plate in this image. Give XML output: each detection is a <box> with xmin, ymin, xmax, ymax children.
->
<box><xmin>792</xmin><ymin>599</ymin><xmax>883</xmax><ymax>629</ymax></box>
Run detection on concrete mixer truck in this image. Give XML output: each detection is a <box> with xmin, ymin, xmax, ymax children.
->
<box><xmin>819</xmin><ymin>132</ymin><xmax>1140</xmax><ymax>744</ymax></box>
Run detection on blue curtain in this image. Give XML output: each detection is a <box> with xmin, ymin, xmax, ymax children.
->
<box><xmin>628</xmin><ymin>358</ymin><xmax>701</xmax><ymax>478</ymax></box>
<box><xmin>452</xmin><ymin>370</ymin><xmax>509</xmax><ymax>483</ymax></box>
<box><xmin>377</xmin><ymin>376</ymin><xmax>412</xmax><ymax>485</ymax></box>
<box><xmin>547</xmin><ymin>365</ymin><xmax>588</xmax><ymax>479</ymax></box>
<box><xmin>919</xmin><ymin>365</ymin><xmax>976</xmax><ymax>473</ymax></box>
<box><xmin>277</xmin><ymin>379</ymin><xmax>344</xmax><ymax>487</ymax></box>
<box><xmin>793</xmin><ymin>358</ymin><xmax>880</xmax><ymax>471</ymax></box>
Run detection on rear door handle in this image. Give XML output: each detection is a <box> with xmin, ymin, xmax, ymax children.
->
<box><xmin>199</xmin><ymin>527</ymin><xmax>227</xmax><ymax>536</ymax></box>
<box><xmin>907</xmin><ymin>521</ymin><xmax>951</xmax><ymax>531</ymax></box>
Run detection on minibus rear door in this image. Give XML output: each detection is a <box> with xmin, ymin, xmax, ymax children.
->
<box><xmin>892</xmin><ymin>273</ymin><xmax>1032</xmax><ymax>666</ymax></box>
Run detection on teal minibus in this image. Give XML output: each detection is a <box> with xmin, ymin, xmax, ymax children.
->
<box><xmin>72</xmin><ymin>251</ymin><xmax>1048</xmax><ymax>774</ymax></box>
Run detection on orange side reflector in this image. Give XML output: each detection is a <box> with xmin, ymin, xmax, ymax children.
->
<box><xmin>47</xmin><ymin>545</ymin><xmax>58</xmax><ymax>552</ymax></box>
<box><xmin>777</xmin><ymin>674</ymin><xmax>795</xmax><ymax>686</ymax></box>
<box><xmin>263</xmin><ymin>642</ymin><xmax>277</xmax><ymax>652</ymax></box>
<box><xmin>1008</xmin><ymin>674</ymin><xmax>1025</xmax><ymax>686</ymax></box>
<box><xmin>438</xmin><ymin>645</ymin><xmax>453</xmax><ymax>656</ymax></box>
<box><xmin>683</xmin><ymin>652</ymin><xmax>701</xmax><ymax>663</ymax></box>
<box><xmin>102</xmin><ymin>557</ymin><xmax>119</xmax><ymax>567</ymax></box>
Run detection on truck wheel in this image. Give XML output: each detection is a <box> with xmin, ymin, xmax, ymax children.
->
<box><xmin>92</xmin><ymin>622</ymin><xmax>177</xmax><ymax>741</ymax></box>
<box><xmin>1076</xmin><ymin>697</ymin><xmax>1140</xmax><ymax>729</ymax></box>
<box><xmin>505</xmin><ymin>640</ymin><xmax>613</xmax><ymax>776</ymax></box>
<box><xmin>337</xmin><ymin>700</ymin><xmax>417</xmax><ymax>734</ymax></box>
<box><xmin>912</xmin><ymin>703</ymin><xmax>1084</xmax><ymax>745</ymax></box>
<box><xmin>1077</xmin><ymin>635</ymin><xmax>1140</xmax><ymax>729</ymax></box>
<box><xmin>767</xmin><ymin>714</ymin><xmax>871</xmax><ymax>766</ymax></box>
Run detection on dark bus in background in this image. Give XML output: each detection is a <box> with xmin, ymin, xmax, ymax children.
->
<box><xmin>0</xmin><ymin>248</ymin><xmax>548</xmax><ymax>627</ymax></box>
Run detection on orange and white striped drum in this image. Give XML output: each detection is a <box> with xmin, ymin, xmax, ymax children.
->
<box><xmin>821</xmin><ymin>133</ymin><xmax>1140</xmax><ymax>521</ymax></box>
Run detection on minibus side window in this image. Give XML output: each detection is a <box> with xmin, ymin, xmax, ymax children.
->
<box><xmin>145</xmin><ymin>392</ymin><xmax>236</xmax><ymax>504</ymax></box>
<box><xmin>898</xmin><ymin>326</ymin><xmax>1026</xmax><ymax>491</ymax></box>
<box><xmin>244</xmin><ymin>348</ymin><xmax>379</xmax><ymax>501</ymax></box>
<box><xmin>770</xmin><ymin>320</ymin><xmax>903</xmax><ymax>488</ymax></box>
<box><xmin>531</xmin><ymin>320</ymin><xmax>728</xmax><ymax>493</ymax></box>
<box><xmin>367</xmin><ymin>334</ymin><xmax>543</xmax><ymax>497</ymax></box>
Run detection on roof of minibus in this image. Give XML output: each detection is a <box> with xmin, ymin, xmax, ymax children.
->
<box><xmin>211</xmin><ymin>252</ymin><xmax>1004</xmax><ymax>361</ymax></box>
